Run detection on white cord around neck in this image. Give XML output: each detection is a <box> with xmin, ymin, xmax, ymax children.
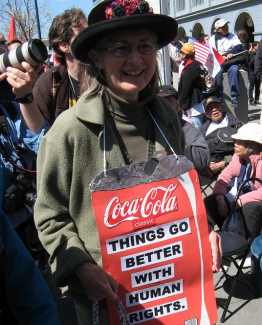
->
<box><xmin>146</xmin><ymin>107</ymin><xmax>178</xmax><ymax>159</ymax></box>
<box><xmin>68</xmin><ymin>74</ymin><xmax>79</xmax><ymax>100</ymax></box>
<box><xmin>102</xmin><ymin>107</ymin><xmax>178</xmax><ymax>177</ymax></box>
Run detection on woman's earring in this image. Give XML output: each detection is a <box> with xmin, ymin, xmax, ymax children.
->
<box><xmin>97</xmin><ymin>65</ymin><xmax>107</xmax><ymax>83</ymax></box>
<box><xmin>99</xmin><ymin>68</ymin><xmax>107</xmax><ymax>82</ymax></box>
<box><xmin>94</xmin><ymin>66</ymin><xmax>100</xmax><ymax>79</ymax></box>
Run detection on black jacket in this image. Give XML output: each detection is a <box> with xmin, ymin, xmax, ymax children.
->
<box><xmin>199</xmin><ymin>112</ymin><xmax>242</xmax><ymax>162</ymax></box>
<box><xmin>249</xmin><ymin>51</ymin><xmax>256</xmax><ymax>74</ymax></box>
<box><xmin>199</xmin><ymin>112</ymin><xmax>241</xmax><ymax>137</ymax></box>
<box><xmin>255</xmin><ymin>39</ymin><xmax>262</xmax><ymax>82</ymax></box>
<box><xmin>179</xmin><ymin>114</ymin><xmax>210</xmax><ymax>173</ymax></box>
<box><xmin>178</xmin><ymin>60</ymin><xmax>204</xmax><ymax>110</ymax></box>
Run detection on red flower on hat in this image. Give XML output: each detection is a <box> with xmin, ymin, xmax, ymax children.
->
<box><xmin>105</xmin><ymin>0</ymin><xmax>153</xmax><ymax>19</ymax></box>
<box><xmin>105</xmin><ymin>7</ymin><xmax>114</xmax><ymax>19</ymax></box>
<box><xmin>125</xmin><ymin>1</ymin><xmax>138</xmax><ymax>15</ymax></box>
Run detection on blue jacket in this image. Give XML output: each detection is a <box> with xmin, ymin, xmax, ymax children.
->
<box><xmin>0</xmin><ymin>101</ymin><xmax>50</xmax><ymax>227</ymax></box>
<box><xmin>0</xmin><ymin>165</ymin><xmax>61</xmax><ymax>325</ymax></box>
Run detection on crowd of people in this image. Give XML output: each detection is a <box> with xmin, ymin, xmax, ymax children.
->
<box><xmin>0</xmin><ymin>1</ymin><xmax>262</xmax><ymax>324</ymax></box>
<box><xmin>170</xmin><ymin>19</ymin><xmax>262</xmax><ymax>112</ymax></box>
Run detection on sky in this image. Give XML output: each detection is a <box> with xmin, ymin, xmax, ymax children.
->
<box><xmin>52</xmin><ymin>0</ymin><xmax>94</xmax><ymax>19</ymax></box>
<box><xmin>42</xmin><ymin>0</ymin><xmax>95</xmax><ymax>38</ymax></box>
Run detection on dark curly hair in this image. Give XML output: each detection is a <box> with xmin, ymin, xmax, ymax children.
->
<box><xmin>49</xmin><ymin>8</ymin><xmax>87</xmax><ymax>65</ymax></box>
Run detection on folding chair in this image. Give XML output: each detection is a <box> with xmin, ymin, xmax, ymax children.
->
<box><xmin>199</xmin><ymin>174</ymin><xmax>217</xmax><ymax>198</ymax></box>
<box><xmin>217</xmin><ymin>177</ymin><xmax>262</xmax><ymax>323</ymax></box>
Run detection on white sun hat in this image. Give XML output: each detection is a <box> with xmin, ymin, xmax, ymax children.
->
<box><xmin>215</xmin><ymin>19</ymin><xmax>230</xmax><ymax>30</ymax></box>
<box><xmin>231</xmin><ymin>122</ymin><xmax>262</xmax><ymax>144</ymax></box>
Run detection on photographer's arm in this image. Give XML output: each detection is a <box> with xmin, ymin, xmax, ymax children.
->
<box><xmin>4</xmin><ymin>62</ymin><xmax>46</xmax><ymax>134</ymax></box>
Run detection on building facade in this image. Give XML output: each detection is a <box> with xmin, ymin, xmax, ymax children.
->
<box><xmin>157</xmin><ymin>0</ymin><xmax>262</xmax><ymax>43</ymax></box>
<box><xmin>92</xmin><ymin>0</ymin><xmax>262</xmax><ymax>43</ymax></box>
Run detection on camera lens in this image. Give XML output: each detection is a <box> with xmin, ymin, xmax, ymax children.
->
<box><xmin>0</xmin><ymin>39</ymin><xmax>48</xmax><ymax>73</ymax></box>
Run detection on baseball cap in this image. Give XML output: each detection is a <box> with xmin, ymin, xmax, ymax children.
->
<box><xmin>231</xmin><ymin>123</ymin><xmax>262</xmax><ymax>144</ymax></box>
<box><xmin>158</xmin><ymin>85</ymin><xmax>178</xmax><ymax>100</ymax></box>
<box><xmin>181</xmin><ymin>43</ymin><xmax>194</xmax><ymax>55</ymax></box>
<box><xmin>203</xmin><ymin>96</ymin><xmax>223</xmax><ymax>111</ymax></box>
<box><xmin>0</xmin><ymin>33</ymin><xmax>6</xmax><ymax>43</ymax></box>
<box><xmin>215</xmin><ymin>19</ymin><xmax>230</xmax><ymax>30</ymax></box>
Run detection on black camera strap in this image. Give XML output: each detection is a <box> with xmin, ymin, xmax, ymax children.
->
<box><xmin>0</xmin><ymin>115</ymin><xmax>20</xmax><ymax>155</ymax></box>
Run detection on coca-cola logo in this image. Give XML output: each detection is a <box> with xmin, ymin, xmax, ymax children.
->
<box><xmin>104</xmin><ymin>183</ymin><xmax>178</xmax><ymax>228</ymax></box>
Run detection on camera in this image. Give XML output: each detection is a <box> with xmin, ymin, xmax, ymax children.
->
<box><xmin>0</xmin><ymin>39</ymin><xmax>48</xmax><ymax>73</ymax></box>
<box><xmin>3</xmin><ymin>173</ymin><xmax>37</xmax><ymax>213</ymax></box>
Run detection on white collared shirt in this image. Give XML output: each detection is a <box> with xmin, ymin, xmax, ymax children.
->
<box><xmin>206</xmin><ymin>115</ymin><xmax>229</xmax><ymax>135</ymax></box>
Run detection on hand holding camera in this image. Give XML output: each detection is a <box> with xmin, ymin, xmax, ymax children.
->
<box><xmin>5</xmin><ymin>61</ymin><xmax>42</xmax><ymax>99</ymax></box>
<box><xmin>0</xmin><ymin>39</ymin><xmax>48</xmax><ymax>99</ymax></box>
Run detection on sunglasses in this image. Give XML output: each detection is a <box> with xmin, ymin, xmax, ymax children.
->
<box><xmin>101</xmin><ymin>39</ymin><xmax>158</xmax><ymax>57</ymax></box>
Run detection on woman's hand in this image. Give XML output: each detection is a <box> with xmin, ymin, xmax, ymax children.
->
<box><xmin>5</xmin><ymin>62</ymin><xmax>42</xmax><ymax>98</ymax></box>
<box><xmin>74</xmin><ymin>262</ymin><xmax>119</xmax><ymax>301</ymax></box>
<box><xmin>217</xmin><ymin>197</ymin><xmax>228</xmax><ymax>218</ymax></box>
<box><xmin>208</xmin><ymin>227</ymin><xmax>222</xmax><ymax>272</ymax></box>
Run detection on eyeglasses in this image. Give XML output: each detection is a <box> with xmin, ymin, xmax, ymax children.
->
<box><xmin>101</xmin><ymin>39</ymin><xmax>158</xmax><ymax>57</ymax></box>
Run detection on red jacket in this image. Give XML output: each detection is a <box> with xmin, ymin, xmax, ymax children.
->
<box><xmin>212</xmin><ymin>153</ymin><xmax>262</xmax><ymax>205</ymax></box>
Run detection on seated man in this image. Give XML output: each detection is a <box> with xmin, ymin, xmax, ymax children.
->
<box><xmin>158</xmin><ymin>85</ymin><xmax>210</xmax><ymax>175</ymax></box>
<box><xmin>207</xmin><ymin>19</ymin><xmax>243</xmax><ymax>107</ymax></box>
<box><xmin>200</xmin><ymin>96</ymin><xmax>242</xmax><ymax>178</ymax></box>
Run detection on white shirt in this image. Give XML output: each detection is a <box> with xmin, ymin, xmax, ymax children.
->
<box><xmin>170</xmin><ymin>41</ymin><xmax>183</xmax><ymax>65</ymax></box>
<box><xmin>207</xmin><ymin>33</ymin><xmax>241</xmax><ymax>56</ymax></box>
<box><xmin>206</xmin><ymin>114</ymin><xmax>229</xmax><ymax>135</ymax></box>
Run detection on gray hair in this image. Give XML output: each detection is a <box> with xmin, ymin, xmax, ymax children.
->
<box><xmin>244</xmin><ymin>140</ymin><xmax>262</xmax><ymax>156</ymax></box>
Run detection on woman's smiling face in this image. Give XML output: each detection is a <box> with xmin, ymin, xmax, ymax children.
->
<box><xmin>97</xmin><ymin>29</ymin><xmax>157</xmax><ymax>102</ymax></box>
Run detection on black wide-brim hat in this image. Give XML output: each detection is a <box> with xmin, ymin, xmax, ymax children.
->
<box><xmin>71</xmin><ymin>0</ymin><xmax>178</xmax><ymax>64</ymax></box>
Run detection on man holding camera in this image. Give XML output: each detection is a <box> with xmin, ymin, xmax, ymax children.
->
<box><xmin>33</xmin><ymin>8</ymin><xmax>88</xmax><ymax>126</ymax></box>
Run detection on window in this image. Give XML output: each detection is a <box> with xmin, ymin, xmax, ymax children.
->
<box><xmin>192</xmin><ymin>0</ymin><xmax>204</xmax><ymax>6</ymax></box>
<box><xmin>177</xmin><ymin>0</ymin><xmax>185</xmax><ymax>12</ymax></box>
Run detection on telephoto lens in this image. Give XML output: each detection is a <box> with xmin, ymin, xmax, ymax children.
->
<box><xmin>0</xmin><ymin>39</ymin><xmax>48</xmax><ymax>73</ymax></box>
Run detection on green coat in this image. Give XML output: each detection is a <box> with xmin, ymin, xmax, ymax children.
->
<box><xmin>34</xmin><ymin>93</ymin><xmax>185</xmax><ymax>302</ymax></box>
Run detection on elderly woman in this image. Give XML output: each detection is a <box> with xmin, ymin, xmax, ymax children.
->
<box><xmin>205</xmin><ymin>122</ymin><xmax>262</xmax><ymax>238</ymax></box>
<box><xmin>34</xmin><ymin>1</ymin><xmax>221</xmax><ymax>324</ymax></box>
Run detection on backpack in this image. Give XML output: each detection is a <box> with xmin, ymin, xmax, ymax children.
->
<box><xmin>200</xmin><ymin>65</ymin><xmax>215</xmax><ymax>94</ymax></box>
<box><xmin>205</xmin><ymin>127</ymin><xmax>237</xmax><ymax>160</ymax></box>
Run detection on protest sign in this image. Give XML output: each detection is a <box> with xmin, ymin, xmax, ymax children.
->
<box><xmin>90</xmin><ymin>155</ymin><xmax>218</xmax><ymax>325</ymax></box>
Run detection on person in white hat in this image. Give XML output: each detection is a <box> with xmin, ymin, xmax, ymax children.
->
<box><xmin>207</xmin><ymin>18</ymin><xmax>243</xmax><ymax>108</ymax></box>
<box><xmin>205</xmin><ymin>122</ymin><xmax>262</xmax><ymax>239</ymax></box>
